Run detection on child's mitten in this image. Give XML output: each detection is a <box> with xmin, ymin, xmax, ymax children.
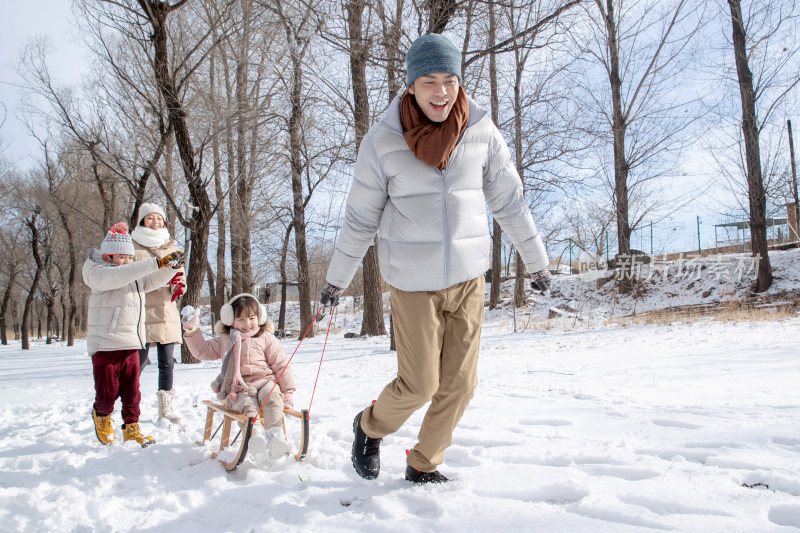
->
<box><xmin>181</xmin><ymin>306</ymin><xmax>199</xmax><ymax>331</ymax></box>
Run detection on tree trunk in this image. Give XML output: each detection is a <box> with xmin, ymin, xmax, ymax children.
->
<box><xmin>60</xmin><ymin>295</ymin><xmax>66</xmax><ymax>342</ymax></box>
<box><xmin>244</xmin><ymin>110</ymin><xmax>260</xmax><ymax>296</ymax></box>
<box><xmin>89</xmin><ymin>147</ymin><xmax>114</xmax><ymax>230</ymax></box>
<box><xmin>287</xmin><ymin>39</ymin><xmax>314</xmax><ymax>336</ymax></box>
<box><xmin>12</xmin><ymin>303</ymin><xmax>20</xmax><ymax>340</ymax></box>
<box><xmin>427</xmin><ymin>0</ymin><xmax>457</xmax><ymax>33</ymax></box>
<box><xmin>45</xmin><ymin>297</ymin><xmax>56</xmax><ymax>344</ymax></box>
<box><xmin>126</xmin><ymin>129</ymin><xmax>169</xmax><ymax>232</ymax></box>
<box><xmin>376</xmin><ymin>0</ymin><xmax>404</xmax><ymax>100</ymax></box>
<box><xmin>232</xmin><ymin>0</ymin><xmax>254</xmax><ymax>294</ymax></box>
<box><xmin>22</xmin><ymin>212</ymin><xmax>43</xmax><ymax>350</ymax></box>
<box><xmin>0</xmin><ymin>269</ymin><xmax>17</xmax><ymax>345</ymax></box>
<box><xmin>222</xmin><ymin>39</ymin><xmax>243</xmax><ymax>296</ymax></box>
<box><xmin>513</xmin><ymin>57</ymin><xmax>526</xmax><ymax>308</ymax></box>
<box><xmin>789</xmin><ymin>120</ymin><xmax>799</xmax><ymax>239</ymax></box>
<box><xmin>142</xmin><ymin>0</ymin><xmax>210</xmax><ymax>362</ymax></box>
<box><xmin>348</xmin><ymin>0</ymin><xmax>386</xmax><ymax>336</ymax></box>
<box><xmin>376</xmin><ymin>0</ymin><xmax>404</xmax><ymax>349</ymax></box>
<box><xmin>164</xmin><ymin>131</ymin><xmax>177</xmax><ymax>236</ymax></box>
<box><xmin>728</xmin><ymin>0</ymin><xmax>772</xmax><ymax>292</ymax></box>
<box><xmin>206</xmin><ymin>263</ymin><xmax>217</xmax><ymax>326</ymax></box>
<box><xmin>389</xmin><ymin>312</ymin><xmax>395</xmax><ymax>350</ymax></box>
<box><xmin>210</xmin><ymin>48</ymin><xmax>227</xmax><ymax>322</ymax></box>
<box><xmin>600</xmin><ymin>0</ymin><xmax>633</xmax><ymax>292</ymax></box>
<box><xmin>57</xmin><ymin>206</ymin><xmax>78</xmax><ymax>346</ymax></box>
<box><xmin>278</xmin><ymin>222</ymin><xmax>293</xmax><ymax>333</ymax></box>
<box><xmin>488</xmin><ymin>0</ymin><xmax>503</xmax><ymax>310</ymax></box>
<box><xmin>237</xmin><ymin>94</ymin><xmax>254</xmax><ymax>296</ymax></box>
<box><xmin>361</xmin><ymin>240</ymin><xmax>386</xmax><ymax>335</ymax></box>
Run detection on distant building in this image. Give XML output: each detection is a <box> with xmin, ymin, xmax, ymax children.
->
<box><xmin>261</xmin><ymin>282</ymin><xmax>300</xmax><ymax>303</ymax></box>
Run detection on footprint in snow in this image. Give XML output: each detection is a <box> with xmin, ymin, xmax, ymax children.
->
<box><xmin>651</xmin><ymin>419</ymin><xmax>704</xmax><ymax>429</ymax></box>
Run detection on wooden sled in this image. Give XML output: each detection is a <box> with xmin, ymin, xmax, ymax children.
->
<box><xmin>196</xmin><ymin>400</ymin><xmax>310</xmax><ymax>471</ymax></box>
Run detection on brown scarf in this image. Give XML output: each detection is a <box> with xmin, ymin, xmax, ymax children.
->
<box><xmin>400</xmin><ymin>86</ymin><xmax>469</xmax><ymax>170</ymax></box>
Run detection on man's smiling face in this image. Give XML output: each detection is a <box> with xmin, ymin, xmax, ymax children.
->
<box><xmin>409</xmin><ymin>72</ymin><xmax>460</xmax><ymax>123</ymax></box>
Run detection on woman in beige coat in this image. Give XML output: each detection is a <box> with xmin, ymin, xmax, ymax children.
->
<box><xmin>132</xmin><ymin>203</ymin><xmax>185</xmax><ymax>423</ymax></box>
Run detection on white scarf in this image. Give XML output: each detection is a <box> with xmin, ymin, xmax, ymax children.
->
<box><xmin>131</xmin><ymin>226</ymin><xmax>171</xmax><ymax>248</ymax></box>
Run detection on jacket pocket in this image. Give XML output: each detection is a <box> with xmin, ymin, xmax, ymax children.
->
<box><xmin>109</xmin><ymin>307</ymin><xmax>122</xmax><ymax>332</ymax></box>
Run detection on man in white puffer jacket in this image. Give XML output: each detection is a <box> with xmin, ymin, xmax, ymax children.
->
<box><xmin>321</xmin><ymin>33</ymin><xmax>551</xmax><ymax>484</ymax></box>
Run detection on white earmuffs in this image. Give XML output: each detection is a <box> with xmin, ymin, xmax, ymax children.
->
<box><xmin>219</xmin><ymin>293</ymin><xmax>268</xmax><ymax>326</ymax></box>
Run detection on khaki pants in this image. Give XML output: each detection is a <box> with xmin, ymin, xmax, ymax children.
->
<box><xmin>360</xmin><ymin>276</ymin><xmax>485</xmax><ymax>472</ymax></box>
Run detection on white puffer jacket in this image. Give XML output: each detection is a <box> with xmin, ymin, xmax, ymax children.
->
<box><xmin>82</xmin><ymin>249</ymin><xmax>177</xmax><ymax>356</ymax></box>
<box><xmin>326</xmin><ymin>94</ymin><xmax>549</xmax><ymax>292</ymax></box>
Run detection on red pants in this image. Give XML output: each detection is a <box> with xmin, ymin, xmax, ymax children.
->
<box><xmin>92</xmin><ymin>349</ymin><xmax>141</xmax><ymax>424</ymax></box>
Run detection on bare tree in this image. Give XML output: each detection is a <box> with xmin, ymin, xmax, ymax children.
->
<box><xmin>21</xmin><ymin>208</ymin><xmax>44</xmax><ymax>350</ymax></box>
<box><xmin>217</xmin><ymin>0</ymin><xmax>281</xmax><ymax>295</ymax></box>
<box><xmin>505</xmin><ymin>1</ymin><xmax>584</xmax><ymax>306</ymax></box>
<box><xmin>426</xmin><ymin>0</ymin><xmax>459</xmax><ymax>33</ymax></box>
<box><xmin>486</xmin><ymin>0</ymin><xmax>504</xmax><ymax>310</ymax></box>
<box><xmin>41</xmin><ymin>247</ymin><xmax>60</xmax><ymax>345</ymax></box>
<box><xmin>207</xmin><ymin>45</ymin><xmax>229</xmax><ymax>321</ymax></box>
<box><xmin>374</xmin><ymin>0</ymin><xmax>406</xmax><ymax>350</ymax></box>
<box><xmin>727</xmin><ymin>0</ymin><xmax>771</xmax><ymax>290</ymax></box>
<box><xmin>17</xmin><ymin>39</ymin><xmax>174</xmax><ymax>237</ymax></box>
<box><xmin>266</xmin><ymin>0</ymin><xmax>327</xmax><ymax>336</ymax></box>
<box><xmin>723</xmin><ymin>0</ymin><xmax>799</xmax><ymax>291</ymax></box>
<box><xmin>42</xmin><ymin>148</ymin><xmax>81</xmax><ymax>346</ymax></box>
<box><xmin>576</xmin><ymin>0</ymin><xmax>704</xmax><ymax>291</ymax></box>
<box><xmin>0</xmin><ymin>228</ymin><xmax>23</xmax><ymax>346</ymax></box>
<box><xmin>789</xmin><ymin>119</ymin><xmax>799</xmax><ymax>238</ymax></box>
<box><xmin>83</xmin><ymin>1</ymin><xmax>235</xmax><ymax>363</ymax></box>
<box><xmin>346</xmin><ymin>0</ymin><xmax>387</xmax><ymax>336</ymax></box>
<box><xmin>376</xmin><ymin>0</ymin><xmax>405</xmax><ymax>101</ymax></box>
<box><xmin>461</xmin><ymin>0</ymin><xmax>581</xmax><ymax>306</ymax></box>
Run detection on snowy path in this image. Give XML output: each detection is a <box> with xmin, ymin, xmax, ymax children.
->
<box><xmin>1</xmin><ymin>318</ymin><xmax>799</xmax><ymax>532</ymax></box>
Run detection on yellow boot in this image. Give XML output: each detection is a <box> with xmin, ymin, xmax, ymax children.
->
<box><xmin>92</xmin><ymin>410</ymin><xmax>115</xmax><ymax>445</ymax></box>
<box><xmin>122</xmin><ymin>423</ymin><xmax>156</xmax><ymax>448</ymax></box>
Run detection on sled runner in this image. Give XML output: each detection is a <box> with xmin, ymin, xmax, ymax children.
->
<box><xmin>196</xmin><ymin>400</ymin><xmax>310</xmax><ymax>471</ymax></box>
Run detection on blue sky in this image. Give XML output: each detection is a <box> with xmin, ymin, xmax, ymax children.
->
<box><xmin>2</xmin><ymin>1</ymin><xmax>793</xmax><ymax>259</ymax></box>
<box><xmin>0</xmin><ymin>0</ymin><xmax>88</xmax><ymax>169</ymax></box>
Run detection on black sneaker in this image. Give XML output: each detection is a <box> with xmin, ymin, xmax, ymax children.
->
<box><xmin>405</xmin><ymin>465</ymin><xmax>449</xmax><ymax>484</ymax></box>
<box><xmin>352</xmin><ymin>411</ymin><xmax>381</xmax><ymax>479</ymax></box>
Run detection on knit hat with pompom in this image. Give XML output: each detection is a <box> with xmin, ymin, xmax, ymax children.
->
<box><xmin>101</xmin><ymin>222</ymin><xmax>135</xmax><ymax>256</ymax></box>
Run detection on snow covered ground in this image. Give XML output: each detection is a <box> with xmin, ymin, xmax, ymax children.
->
<box><xmin>1</xmin><ymin>251</ymin><xmax>799</xmax><ymax>532</ymax></box>
<box><xmin>520</xmin><ymin>247</ymin><xmax>800</xmax><ymax>324</ymax></box>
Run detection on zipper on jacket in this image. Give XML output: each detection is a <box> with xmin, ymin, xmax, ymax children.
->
<box><xmin>440</xmin><ymin>167</ymin><xmax>449</xmax><ymax>287</ymax></box>
<box><xmin>135</xmin><ymin>280</ymin><xmax>145</xmax><ymax>349</ymax></box>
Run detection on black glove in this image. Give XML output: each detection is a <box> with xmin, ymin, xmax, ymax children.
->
<box><xmin>530</xmin><ymin>270</ymin><xmax>551</xmax><ymax>294</ymax></box>
<box><xmin>320</xmin><ymin>283</ymin><xmax>343</xmax><ymax>307</ymax></box>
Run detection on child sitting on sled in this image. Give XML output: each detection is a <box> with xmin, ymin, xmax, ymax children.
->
<box><xmin>181</xmin><ymin>293</ymin><xmax>296</xmax><ymax>463</ymax></box>
<box><xmin>83</xmin><ymin>222</ymin><xmax>184</xmax><ymax>447</ymax></box>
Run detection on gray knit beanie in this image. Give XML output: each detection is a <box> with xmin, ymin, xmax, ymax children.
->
<box><xmin>101</xmin><ymin>222</ymin><xmax>135</xmax><ymax>256</ymax></box>
<box><xmin>406</xmin><ymin>33</ymin><xmax>462</xmax><ymax>86</ymax></box>
<box><xmin>137</xmin><ymin>202</ymin><xmax>167</xmax><ymax>226</ymax></box>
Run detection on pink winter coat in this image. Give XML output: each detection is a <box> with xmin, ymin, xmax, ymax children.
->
<box><xmin>183</xmin><ymin>329</ymin><xmax>295</xmax><ymax>406</ymax></box>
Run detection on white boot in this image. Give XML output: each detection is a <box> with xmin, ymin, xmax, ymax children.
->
<box><xmin>248</xmin><ymin>423</ymin><xmax>268</xmax><ymax>464</ymax></box>
<box><xmin>157</xmin><ymin>390</ymin><xmax>182</xmax><ymax>424</ymax></box>
<box><xmin>265</xmin><ymin>426</ymin><xmax>290</xmax><ymax>460</ymax></box>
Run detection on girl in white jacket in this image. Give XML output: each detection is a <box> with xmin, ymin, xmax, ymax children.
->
<box><xmin>83</xmin><ymin>223</ymin><xmax>183</xmax><ymax>448</ymax></box>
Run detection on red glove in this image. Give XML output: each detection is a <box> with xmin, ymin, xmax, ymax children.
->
<box><xmin>171</xmin><ymin>282</ymin><xmax>185</xmax><ymax>302</ymax></box>
<box><xmin>168</xmin><ymin>272</ymin><xmax>183</xmax><ymax>285</ymax></box>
